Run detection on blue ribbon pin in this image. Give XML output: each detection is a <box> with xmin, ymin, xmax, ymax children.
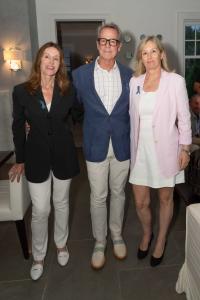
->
<box><xmin>136</xmin><ymin>86</ymin><xmax>140</xmax><ymax>95</ymax></box>
<box><xmin>39</xmin><ymin>100</ymin><xmax>46</xmax><ymax>110</ymax></box>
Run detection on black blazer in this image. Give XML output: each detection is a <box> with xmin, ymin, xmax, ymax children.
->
<box><xmin>12</xmin><ymin>82</ymin><xmax>80</xmax><ymax>183</ymax></box>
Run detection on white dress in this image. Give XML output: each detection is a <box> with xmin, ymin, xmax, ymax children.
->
<box><xmin>129</xmin><ymin>91</ymin><xmax>184</xmax><ymax>188</ymax></box>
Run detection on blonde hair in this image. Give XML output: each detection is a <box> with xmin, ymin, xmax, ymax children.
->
<box><xmin>134</xmin><ymin>35</ymin><xmax>171</xmax><ymax>77</ymax></box>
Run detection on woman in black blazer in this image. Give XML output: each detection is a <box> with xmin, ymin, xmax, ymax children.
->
<box><xmin>9</xmin><ymin>42</ymin><xmax>79</xmax><ymax>280</ymax></box>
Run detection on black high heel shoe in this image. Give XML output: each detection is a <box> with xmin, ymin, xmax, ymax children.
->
<box><xmin>150</xmin><ymin>242</ymin><xmax>167</xmax><ymax>267</ymax></box>
<box><xmin>137</xmin><ymin>233</ymin><xmax>154</xmax><ymax>259</ymax></box>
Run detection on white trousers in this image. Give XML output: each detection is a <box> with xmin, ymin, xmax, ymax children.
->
<box><xmin>28</xmin><ymin>172</ymin><xmax>71</xmax><ymax>261</ymax></box>
<box><xmin>86</xmin><ymin>141</ymin><xmax>130</xmax><ymax>243</ymax></box>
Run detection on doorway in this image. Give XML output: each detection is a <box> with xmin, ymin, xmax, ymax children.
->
<box><xmin>56</xmin><ymin>20</ymin><xmax>104</xmax><ymax>147</ymax></box>
<box><xmin>56</xmin><ymin>20</ymin><xmax>103</xmax><ymax>75</ymax></box>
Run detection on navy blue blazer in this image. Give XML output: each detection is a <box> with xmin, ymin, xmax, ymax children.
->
<box><xmin>72</xmin><ymin>61</ymin><xmax>133</xmax><ymax>162</ymax></box>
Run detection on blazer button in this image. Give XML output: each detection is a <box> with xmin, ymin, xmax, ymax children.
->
<box><xmin>48</xmin><ymin>131</ymin><xmax>53</xmax><ymax>135</ymax></box>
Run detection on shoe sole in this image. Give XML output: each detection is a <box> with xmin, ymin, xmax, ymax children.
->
<box><xmin>30</xmin><ymin>268</ymin><xmax>43</xmax><ymax>281</ymax></box>
<box><xmin>91</xmin><ymin>257</ymin><xmax>106</xmax><ymax>270</ymax></box>
<box><xmin>31</xmin><ymin>274</ymin><xmax>43</xmax><ymax>281</ymax></box>
<box><xmin>113</xmin><ymin>250</ymin><xmax>127</xmax><ymax>260</ymax></box>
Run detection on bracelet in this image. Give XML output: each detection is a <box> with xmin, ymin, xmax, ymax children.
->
<box><xmin>181</xmin><ymin>149</ymin><xmax>191</xmax><ymax>156</ymax></box>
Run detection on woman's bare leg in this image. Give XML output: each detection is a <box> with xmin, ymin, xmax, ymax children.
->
<box><xmin>132</xmin><ymin>184</ymin><xmax>152</xmax><ymax>250</ymax></box>
<box><xmin>153</xmin><ymin>187</ymin><xmax>174</xmax><ymax>257</ymax></box>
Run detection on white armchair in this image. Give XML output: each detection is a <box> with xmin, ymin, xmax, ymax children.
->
<box><xmin>0</xmin><ymin>175</ymin><xmax>31</xmax><ymax>259</ymax></box>
<box><xmin>176</xmin><ymin>204</ymin><xmax>200</xmax><ymax>299</ymax></box>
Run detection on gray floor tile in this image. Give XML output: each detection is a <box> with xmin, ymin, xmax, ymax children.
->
<box><xmin>43</xmin><ymin>240</ymin><xmax>121</xmax><ymax>300</ymax></box>
<box><xmin>0</xmin><ymin>149</ymin><xmax>189</xmax><ymax>299</ymax></box>
<box><xmin>171</xmin><ymin>198</ymin><xmax>186</xmax><ymax>231</ymax></box>
<box><xmin>0</xmin><ymin>222</ymin><xmax>31</xmax><ymax>281</ymax></box>
<box><xmin>0</xmin><ymin>280</ymin><xmax>46</xmax><ymax>300</ymax></box>
<box><xmin>68</xmin><ymin>173</ymin><xmax>93</xmax><ymax>241</ymax></box>
<box><xmin>0</xmin><ymin>216</ymin><xmax>54</xmax><ymax>281</ymax></box>
<box><xmin>120</xmin><ymin>265</ymin><xmax>186</xmax><ymax>300</ymax></box>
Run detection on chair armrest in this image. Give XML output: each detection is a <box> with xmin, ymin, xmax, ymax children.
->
<box><xmin>9</xmin><ymin>175</ymin><xmax>31</xmax><ymax>220</ymax></box>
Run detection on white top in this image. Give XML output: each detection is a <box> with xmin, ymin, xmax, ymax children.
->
<box><xmin>129</xmin><ymin>91</ymin><xmax>184</xmax><ymax>188</ymax></box>
<box><xmin>94</xmin><ymin>58</ymin><xmax>122</xmax><ymax>114</ymax></box>
<box><xmin>46</xmin><ymin>102</ymin><xmax>51</xmax><ymax>112</ymax></box>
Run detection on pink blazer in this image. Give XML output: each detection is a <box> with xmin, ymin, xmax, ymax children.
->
<box><xmin>129</xmin><ymin>70</ymin><xmax>192</xmax><ymax>177</ymax></box>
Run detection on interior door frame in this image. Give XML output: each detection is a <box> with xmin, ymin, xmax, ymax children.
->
<box><xmin>48</xmin><ymin>13</ymin><xmax>111</xmax><ymax>43</ymax></box>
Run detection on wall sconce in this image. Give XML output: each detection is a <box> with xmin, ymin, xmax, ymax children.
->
<box><xmin>84</xmin><ymin>55</ymin><xmax>93</xmax><ymax>64</ymax></box>
<box><xmin>3</xmin><ymin>48</ymin><xmax>23</xmax><ymax>71</ymax></box>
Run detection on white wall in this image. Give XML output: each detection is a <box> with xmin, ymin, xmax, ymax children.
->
<box><xmin>0</xmin><ymin>0</ymin><xmax>32</xmax><ymax>90</ymax></box>
<box><xmin>35</xmin><ymin>0</ymin><xmax>200</xmax><ymax>73</ymax></box>
<box><xmin>0</xmin><ymin>0</ymin><xmax>38</xmax><ymax>150</ymax></box>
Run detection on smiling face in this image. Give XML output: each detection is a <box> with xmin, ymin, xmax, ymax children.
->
<box><xmin>40</xmin><ymin>47</ymin><xmax>60</xmax><ymax>78</ymax></box>
<box><xmin>97</xmin><ymin>27</ymin><xmax>121</xmax><ymax>64</ymax></box>
<box><xmin>141</xmin><ymin>40</ymin><xmax>163</xmax><ymax>72</ymax></box>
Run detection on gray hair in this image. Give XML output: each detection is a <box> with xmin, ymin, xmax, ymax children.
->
<box><xmin>97</xmin><ymin>23</ymin><xmax>122</xmax><ymax>41</ymax></box>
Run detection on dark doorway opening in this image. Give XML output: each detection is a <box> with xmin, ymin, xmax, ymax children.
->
<box><xmin>56</xmin><ymin>20</ymin><xmax>104</xmax><ymax>147</ymax></box>
<box><xmin>56</xmin><ymin>20</ymin><xmax>103</xmax><ymax>76</ymax></box>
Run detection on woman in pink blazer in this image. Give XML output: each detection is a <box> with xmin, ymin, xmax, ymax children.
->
<box><xmin>129</xmin><ymin>36</ymin><xmax>191</xmax><ymax>266</ymax></box>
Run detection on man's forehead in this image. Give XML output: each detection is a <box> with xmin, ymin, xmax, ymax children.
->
<box><xmin>100</xmin><ymin>28</ymin><xmax>117</xmax><ymax>36</ymax></box>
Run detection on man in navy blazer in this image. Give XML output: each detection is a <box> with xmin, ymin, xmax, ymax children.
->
<box><xmin>73</xmin><ymin>23</ymin><xmax>132</xmax><ymax>269</ymax></box>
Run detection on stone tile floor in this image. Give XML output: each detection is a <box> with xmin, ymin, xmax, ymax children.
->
<box><xmin>0</xmin><ymin>150</ymin><xmax>187</xmax><ymax>300</ymax></box>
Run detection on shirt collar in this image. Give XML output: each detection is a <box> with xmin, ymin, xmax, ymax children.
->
<box><xmin>95</xmin><ymin>57</ymin><xmax>118</xmax><ymax>72</ymax></box>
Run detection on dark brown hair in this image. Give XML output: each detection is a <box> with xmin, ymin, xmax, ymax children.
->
<box><xmin>26</xmin><ymin>42</ymin><xmax>69</xmax><ymax>95</ymax></box>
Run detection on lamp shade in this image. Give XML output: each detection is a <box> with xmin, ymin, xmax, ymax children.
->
<box><xmin>3</xmin><ymin>48</ymin><xmax>23</xmax><ymax>61</ymax></box>
<box><xmin>3</xmin><ymin>48</ymin><xmax>23</xmax><ymax>71</ymax></box>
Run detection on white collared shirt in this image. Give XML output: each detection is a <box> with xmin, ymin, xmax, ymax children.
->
<box><xmin>94</xmin><ymin>58</ymin><xmax>122</xmax><ymax>114</ymax></box>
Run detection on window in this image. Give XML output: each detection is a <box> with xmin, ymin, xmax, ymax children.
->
<box><xmin>184</xmin><ymin>23</ymin><xmax>200</xmax><ymax>97</ymax></box>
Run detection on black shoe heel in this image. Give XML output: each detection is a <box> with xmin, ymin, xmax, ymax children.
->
<box><xmin>150</xmin><ymin>242</ymin><xmax>167</xmax><ymax>267</ymax></box>
<box><xmin>137</xmin><ymin>233</ymin><xmax>154</xmax><ymax>260</ymax></box>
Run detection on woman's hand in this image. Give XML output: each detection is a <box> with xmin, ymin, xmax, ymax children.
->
<box><xmin>8</xmin><ymin>163</ymin><xmax>24</xmax><ymax>182</ymax></box>
<box><xmin>179</xmin><ymin>150</ymin><xmax>190</xmax><ymax>170</ymax></box>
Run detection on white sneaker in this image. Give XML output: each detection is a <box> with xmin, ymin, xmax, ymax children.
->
<box><xmin>57</xmin><ymin>247</ymin><xmax>69</xmax><ymax>266</ymax></box>
<box><xmin>113</xmin><ymin>238</ymin><xmax>127</xmax><ymax>260</ymax></box>
<box><xmin>30</xmin><ymin>263</ymin><xmax>43</xmax><ymax>281</ymax></box>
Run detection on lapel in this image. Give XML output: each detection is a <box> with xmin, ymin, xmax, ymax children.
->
<box><xmin>153</xmin><ymin>69</ymin><xmax>168</xmax><ymax>119</ymax></box>
<box><xmin>134</xmin><ymin>74</ymin><xmax>145</xmax><ymax>113</ymax></box>
<box><xmin>87</xmin><ymin>62</ymin><xmax>109</xmax><ymax>114</ymax></box>
<box><xmin>33</xmin><ymin>83</ymin><xmax>61</xmax><ymax>116</ymax></box>
<box><xmin>49</xmin><ymin>83</ymin><xmax>61</xmax><ymax>114</ymax></box>
<box><xmin>111</xmin><ymin>62</ymin><xmax>129</xmax><ymax>113</ymax></box>
<box><xmin>87</xmin><ymin>61</ymin><xmax>130</xmax><ymax>115</ymax></box>
<box><xmin>33</xmin><ymin>88</ymin><xmax>48</xmax><ymax>116</ymax></box>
